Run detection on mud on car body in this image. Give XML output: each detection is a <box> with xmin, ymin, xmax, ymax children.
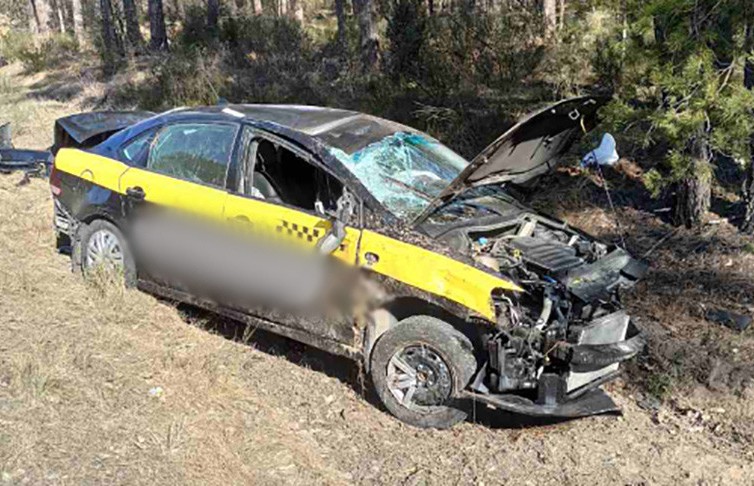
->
<box><xmin>49</xmin><ymin>97</ymin><xmax>646</xmax><ymax>429</ymax></box>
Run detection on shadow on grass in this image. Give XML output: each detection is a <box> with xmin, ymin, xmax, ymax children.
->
<box><xmin>174</xmin><ymin>302</ymin><xmax>610</xmax><ymax>430</ymax></box>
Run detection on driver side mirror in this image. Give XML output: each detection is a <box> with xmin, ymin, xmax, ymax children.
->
<box><xmin>315</xmin><ymin>189</ymin><xmax>355</xmax><ymax>254</ymax></box>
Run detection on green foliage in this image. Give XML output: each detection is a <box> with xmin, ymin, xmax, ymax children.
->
<box><xmin>410</xmin><ymin>7</ymin><xmax>543</xmax><ymax>97</ymax></box>
<box><xmin>643</xmin><ymin>168</ymin><xmax>665</xmax><ymax>198</ymax></box>
<box><xmin>118</xmin><ymin>46</ymin><xmax>230</xmax><ymax>109</ymax></box>
<box><xmin>0</xmin><ymin>0</ymin><xmax>27</xmax><ymax>29</ymax></box>
<box><xmin>646</xmin><ymin>371</ymin><xmax>675</xmax><ymax>401</ymax></box>
<box><xmin>0</xmin><ymin>31</ymin><xmax>79</xmax><ymax>72</ymax></box>
<box><xmin>0</xmin><ymin>29</ymin><xmax>32</xmax><ymax>61</ymax></box>
<box><xmin>219</xmin><ymin>15</ymin><xmax>308</xmax><ymax>60</ymax></box>
<box><xmin>178</xmin><ymin>5</ymin><xmax>217</xmax><ymax>48</ymax></box>
<box><xmin>385</xmin><ymin>0</ymin><xmax>427</xmax><ymax>81</ymax></box>
<box><xmin>541</xmin><ymin>6</ymin><xmax>619</xmax><ymax>96</ymax></box>
<box><xmin>601</xmin><ymin>0</ymin><xmax>754</xmax><ymax>199</ymax></box>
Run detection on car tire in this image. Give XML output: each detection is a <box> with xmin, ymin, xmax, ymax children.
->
<box><xmin>370</xmin><ymin>315</ymin><xmax>477</xmax><ymax>429</ymax></box>
<box><xmin>73</xmin><ymin>219</ymin><xmax>137</xmax><ymax>287</ymax></box>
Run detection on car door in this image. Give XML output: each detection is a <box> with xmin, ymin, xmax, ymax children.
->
<box><xmin>221</xmin><ymin>127</ymin><xmax>362</xmax><ymax>345</ymax></box>
<box><xmin>118</xmin><ymin>121</ymin><xmax>239</xmax><ymax>219</ymax></box>
<box><xmin>117</xmin><ymin>121</ymin><xmax>241</xmax><ymax>287</ymax></box>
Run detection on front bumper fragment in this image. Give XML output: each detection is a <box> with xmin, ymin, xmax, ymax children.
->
<box><xmin>566</xmin><ymin>320</ymin><xmax>645</xmax><ymax>372</ymax></box>
<box><xmin>461</xmin><ymin>386</ymin><xmax>621</xmax><ymax>418</ymax></box>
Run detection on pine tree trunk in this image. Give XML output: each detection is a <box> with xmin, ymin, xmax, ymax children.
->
<box><xmin>743</xmin><ymin>158</ymin><xmax>754</xmax><ymax>233</ymax></box>
<box><xmin>28</xmin><ymin>1</ymin><xmax>37</xmax><ymax>33</ymax></box>
<box><xmin>38</xmin><ymin>0</ymin><xmax>52</xmax><ymax>34</ymax></box>
<box><xmin>335</xmin><ymin>0</ymin><xmax>347</xmax><ymax>53</ymax></box>
<box><xmin>208</xmin><ymin>0</ymin><xmax>220</xmax><ymax>30</ymax></box>
<box><xmin>543</xmin><ymin>0</ymin><xmax>557</xmax><ymax>38</ymax></box>
<box><xmin>253</xmin><ymin>0</ymin><xmax>263</xmax><ymax>14</ymax></box>
<box><xmin>52</xmin><ymin>0</ymin><xmax>66</xmax><ymax>33</ymax></box>
<box><xmin>148</xmin><ymin>0</ymin><xmax>169</xmax><ymax>51</ymax></box>
<box><xmin>290</xmin><ymin>0</ymin><xmax>304</xmax><ymax>23</ymax></box>
<box><xmin>29</xmin><ymin>0</ymin><xmax>51</xmax><ymax>35</ymax></box>
<box><xmin>352</xmin><ymin>0</ymin><xmax>379</xmax><ymax>71</ymax></box>
<box><xmin>742</xmin><ymin>22</ymin><xmax>754</xmax><ymax>234</ymax></box>
<box><xmin>71</xmin><ymin>0</ymin><xmax>84</xmax><ymax>43</ymax></box>
<box><xmin>673</xmin><ymin>131</ymin><xmax>711</xmax><ymax>228</ymax></box>
<box><xmin>100</xmin><ymin>0</ymin><xmax>121</xmax><ymax>74</ymax></box>
<box><xmin>122</xmin><ymin>0</ymin><xmax>144</xmax><ymax>51</ymax></box>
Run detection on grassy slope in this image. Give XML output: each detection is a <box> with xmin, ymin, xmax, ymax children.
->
<box><xmin>1</xmin><ymin>62</ymin><xmax>753</xmax><ymax>484</ymax></box>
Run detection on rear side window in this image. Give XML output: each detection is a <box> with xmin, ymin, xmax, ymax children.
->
<box><xmin>147</xmin><ymin>123</ymin><xmax>238</xmax><ymax>187</ymax></box>
<box><xmin>120</xmin><ymin>129</ymin><xmax>157</xmax><ymax>166</ymax></box>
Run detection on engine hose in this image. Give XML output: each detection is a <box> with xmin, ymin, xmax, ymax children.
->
<box><xmin>534</xmin><ymin>295</ymin><xmax>554</xmax><ymax>330</ymax></box>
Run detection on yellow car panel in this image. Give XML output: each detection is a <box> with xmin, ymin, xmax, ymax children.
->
<box><xmin>358</xmin><ymin>230</ymin><xmax>523</xmax><ymax>320</ymax></box>
<box><xmin>56</xmin><ymin>148</ymin><xmax>521</xmax><ymax>322</ymax></box>
<box><xmin>119</xmin><ymin>167</ymin><xmax>227</xmax><ymax>219</ymax></box>
<box><xmin>55</xmin><ymin>148</ymin><xmax>228</xmax><ymax>219</ymax></box>
<box><xmin>223</xmin><ymin>193</ymin><xmax>360</xmax><ymax>263</ymax></box>
<box><xmin>55</xmin><ymin>148</ymin><xmax>127</xmax><ymax>192</ymax></box>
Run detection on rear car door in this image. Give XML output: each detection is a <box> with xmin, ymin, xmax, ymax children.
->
<box><xmin>117</xmin><ymin>121</ymin><xmax>240</xmax><ymax>287</ymax></box>
<box><xmin>118</xmin><ymin>121</ymin><xmax>239</xmax><ymax>218</ymax></box>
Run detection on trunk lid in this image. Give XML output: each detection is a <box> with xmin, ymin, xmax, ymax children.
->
<box><xmin>53</xmin><ymin>111</ymin><xmax>154</xmax><ymax>154</ymax></box>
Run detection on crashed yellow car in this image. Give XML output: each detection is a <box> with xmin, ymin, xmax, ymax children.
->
<box><xmin>49</xmin><ymin>97</ymin><xmax>646</xmax><ymax>429</ymax></box>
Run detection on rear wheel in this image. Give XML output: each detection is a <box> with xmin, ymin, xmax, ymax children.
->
<box><xmin>370</xmin><ymin>315</ymin><xmax>477</xmax><ymax>429</ymax></box>
<box><xmin>73</xmin><ymin>219</ymin><xmax>136</xmax><ymax>287</ymax></box>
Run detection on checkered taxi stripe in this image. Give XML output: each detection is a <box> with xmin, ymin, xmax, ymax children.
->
<box><xmin>276</xmin><ymin>220</ymin><xmax>348</xmax><ymax>252</ymax></box>
<box><xmin>277</xmin><ymin>220</ymin><xmax>320</xmax><ymax>242</ymax></box>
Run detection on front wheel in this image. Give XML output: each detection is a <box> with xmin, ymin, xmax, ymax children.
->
<box><xmin>370</xmin><ymin>315</ymin><xmax>477</xmax><ymax>429</ymax></box>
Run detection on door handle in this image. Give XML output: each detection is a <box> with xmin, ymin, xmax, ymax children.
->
<box><xmin>126</xmin><ymin>186</ymin><xmax>146</xmax><ymax>201</ymax></box>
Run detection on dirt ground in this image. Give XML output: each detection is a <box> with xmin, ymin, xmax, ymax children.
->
<box><xmin>1</xmin><ymin>63</ymin><xmax>753</xmax><ymax>485</ymax></box>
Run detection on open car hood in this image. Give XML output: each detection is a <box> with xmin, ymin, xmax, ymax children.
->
<box><xmin>413</xmin><ymin>96</ymin><xmax>606</xmax><ymax>225</ymax></box>
<box><xmin>461</xmin><ymin>96</ymin><xmax>606</xmax><ymax>186</ymax></box>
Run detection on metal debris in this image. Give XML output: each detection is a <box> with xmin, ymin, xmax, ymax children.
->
<box><xmin>705</xmin><ymin>309</ymin><xmax>752</xmax><ymax>332</ymax></box>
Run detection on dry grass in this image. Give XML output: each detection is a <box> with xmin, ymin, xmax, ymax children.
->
<box><xmin>2</xmin><ymin>62</ymin><xmax>754</xmax><ymax>484</ymax></box>
<box><xmin>0</xmin><ymin>175</ymin><xmax>350</xmax><ymax>484</ymax></box>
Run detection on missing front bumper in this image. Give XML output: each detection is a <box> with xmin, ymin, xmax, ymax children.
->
<box><xmin>467</xmin><ymin>312</ymin><xmax>645</xmax><ymax>418</ymax></box>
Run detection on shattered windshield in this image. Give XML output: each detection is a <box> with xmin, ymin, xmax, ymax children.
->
<box><xmin>330</xmin><ymin>132</ymin><xmax>469</xmax><ymax>219</ymax></box>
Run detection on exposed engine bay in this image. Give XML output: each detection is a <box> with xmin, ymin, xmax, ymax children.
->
<box><xmin>430</xmin><ymin>205</ymin><xmax>647</xmax><ymax>414</ymax></box>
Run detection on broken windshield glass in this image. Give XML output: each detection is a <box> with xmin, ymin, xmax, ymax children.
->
<box><xmin>331</xmin><ymin>132</ymin><xmax>469</xmax><ymax>219</ymax></box>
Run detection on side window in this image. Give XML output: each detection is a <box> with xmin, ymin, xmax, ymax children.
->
<box><xmin>120</xmin><ymin>128</ymin><xmax>158</xmax><ymax>166</ymax></box>
<box><xmin>243</xmin><ymin>134</ymin><xmax>344</xmax><ymax>213</ymax></box>
<box><xmin>147</xmin><ymin>123</ymin><xmax>238</xmax><ymax>187</ymax></box>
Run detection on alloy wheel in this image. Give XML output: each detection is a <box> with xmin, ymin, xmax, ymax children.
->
<box><xmin>386</xmin><ymin>345</ymin><xmax>453</xmax><ymax>410</ymax></box>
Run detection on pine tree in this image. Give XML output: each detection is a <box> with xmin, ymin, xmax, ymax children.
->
<box><xmin>606</xmin><ymin>0</ymin><xmax>754</xmax><ymax>228</ymax></box>
<box><xmin>122</xmin><ymin>0</ymin><xmax>145</xmax><ymax>51</ymax></box>
<box><xmin>148</xmin><ymin>0</ymin><xmax>169</xmax><ymax>51</ymax></box>
<box><xmin>353</xmin><ymin>0</ymin><xmax>379</xmax><ymax>71</ymax></box>
<box><xmin>100</xmin><ymin>0</ymin><xmax>124</xmax><ymax>74</ymax></box>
